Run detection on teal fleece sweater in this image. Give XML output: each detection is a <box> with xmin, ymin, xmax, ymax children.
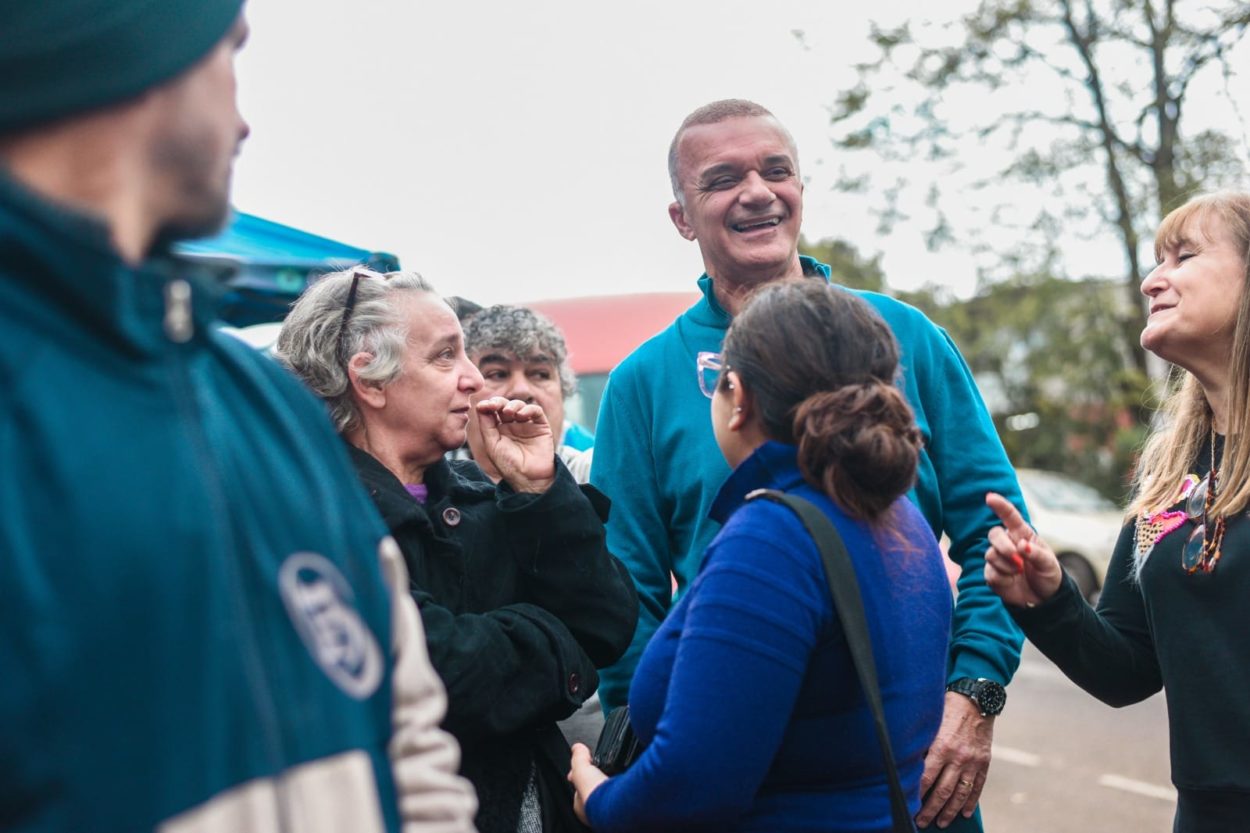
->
<box><xmin>590</xmin><ymin>258</ymin><xmax>1027</xmax><ymax>713</ymax></box>
<box><xmin>0</xmin><ymin>172</ymin><xmax>409</xmax><ymax>831</ymax></box>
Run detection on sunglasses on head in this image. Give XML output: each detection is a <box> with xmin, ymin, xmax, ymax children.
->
<box><xmin>337</xmin><ymin>269</ymin><xmax>383</xmax><ymax>367</ymax></box>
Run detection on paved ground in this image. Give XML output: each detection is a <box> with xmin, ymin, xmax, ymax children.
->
<box><xmin>564</xmin><ymin>644</ymin><xmax>1175</xmax><ymax>831</ymax></box>
<box><xmin>976</xmin><ymin>643</ymin><xmax>1175</xmax><ymax>832</ymax></box>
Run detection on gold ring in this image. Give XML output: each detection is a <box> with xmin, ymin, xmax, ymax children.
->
<box><xmin>958</xmin><ymin>779</ymin><xmax>973</xmax><ymax>789</ymax></box>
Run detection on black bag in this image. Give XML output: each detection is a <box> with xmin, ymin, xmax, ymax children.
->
<box><xmin>747</xmin><ymin>489</ymin><xmax>917</xmax><ymax>833</ymax></box>
<box><xmin>591</xmin><ymin>703</ymin><xmax>640</xmax><ymax>775</ymax></box>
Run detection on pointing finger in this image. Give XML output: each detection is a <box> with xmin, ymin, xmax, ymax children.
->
<box><xmin>986</xmin><ymin>492</ymin><xmax>1034</xmax><ymax>543</ymax></box>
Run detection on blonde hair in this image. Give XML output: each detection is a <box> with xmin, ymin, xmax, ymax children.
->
<box><xmin>1128</xmin><ymin>191</ymin><xmax>1250</xmax><ymax>523</ymax></box>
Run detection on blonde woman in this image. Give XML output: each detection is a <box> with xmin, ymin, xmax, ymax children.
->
<box><xmin>984</xmin><ymin>191</ymin><xmax>1250</xmax><ymax>833</ymax></box>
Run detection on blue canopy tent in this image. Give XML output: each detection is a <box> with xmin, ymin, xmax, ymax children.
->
<box><xmin>174</xmin><ymin>211</ymin><xmax>399</xmax><ymax>327</ymax></box>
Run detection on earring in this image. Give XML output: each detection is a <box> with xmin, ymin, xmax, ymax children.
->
<box><xmin>733</xmin><ymin>407</ymin><xmax>742</xmax><ymax>413</ymax></box>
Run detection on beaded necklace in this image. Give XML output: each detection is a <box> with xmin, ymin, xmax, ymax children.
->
<box><xmin>1184</xmin><ymin>430</ymin><xmax>1227</xmax><ymax>574</ymax></box>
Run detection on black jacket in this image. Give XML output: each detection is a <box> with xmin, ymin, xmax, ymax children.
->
<box><xmin>349</xmin><ymin>446</ymin><xmax>638</xmax><ymax>833</ymax></box>
<box><xmin>1012</xmin><ymin>434</ymin><xmax>1250</xmax><ymax>832</ymax></box>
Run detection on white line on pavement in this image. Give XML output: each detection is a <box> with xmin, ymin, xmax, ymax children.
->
<box><xmin>992</xmin><ymin>745</ymin><xmax>1042</xmax><ymax>767</ymax></box>
<box><xmin>1097</xmin><ymin>773</ymin><xmax>1176</xmax><ymax>802</ymax></box>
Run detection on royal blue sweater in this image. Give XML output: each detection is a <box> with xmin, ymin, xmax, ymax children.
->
<box><xmin>585</xmin><ymin>442</ymin><xmax>952</xmax><ymax>833</ymax></box>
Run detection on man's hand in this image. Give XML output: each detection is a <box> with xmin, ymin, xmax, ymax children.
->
<box><xmin>568</xmin><ymin>743</ymin><xmax>609</xmax><ymax>826</ymax></box>
<box><xmin>473</xmin><ymin>396</ymin><xmax>556</xmax><ymax>493</ymax></box>
<box><xmin>916</xmin><ymin>692</ymin><xmax>995</xmax><ymax>828</ymax></box>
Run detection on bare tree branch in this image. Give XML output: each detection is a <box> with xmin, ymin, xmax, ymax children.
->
<box><xmin>822</xmin><ymin>0</ymin><xmax>1250</xmax><ymax>378</ymax></box>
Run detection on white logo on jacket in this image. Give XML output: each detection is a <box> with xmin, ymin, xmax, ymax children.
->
<box><xmin>279</xmin><ymin>552</ymin><xmax>383</xmax><ymax>700</ymax></box>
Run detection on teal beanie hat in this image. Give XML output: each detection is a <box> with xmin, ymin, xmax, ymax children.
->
<box><xmin>0</xmin><ymin>0</ymin><xmax>244</xmax><ymax>133</ymax></box>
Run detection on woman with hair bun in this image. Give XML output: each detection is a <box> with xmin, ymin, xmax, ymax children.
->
<box><xmin>570</xmin><ymin>279</ymin><xmax>954</xmax><ymax>832</ymax></box>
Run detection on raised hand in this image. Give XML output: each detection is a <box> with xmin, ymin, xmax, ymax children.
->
<box><xmin>473</xmin><ymin>396</ymin><xmax>556</xmax><ymax>493</ymax></box>
<box><xmin>984</xmin><ymin>492</ymin><xmax>1064</xmax><ymax>608</ymax></box>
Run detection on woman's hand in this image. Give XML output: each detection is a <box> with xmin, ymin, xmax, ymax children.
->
<box><xmin>984</xmin><ymin>492</ymin><xmax>1065</xmax><ymax>608</ymax></box>
<box><xmin>568</xmin><ymin>743</ymin><xmax>609</xmax><ymax>826</ymax></box>
<box><xmin>474</xmin><ymin>396</ymin><xmax>556</xmax><ymax>493</ymax></box>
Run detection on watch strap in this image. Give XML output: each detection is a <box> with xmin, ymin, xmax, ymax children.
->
<box><xmin>946</xmin><ymin>677</ymin><xmax>1004</xmax><ymax>716</ymax></box>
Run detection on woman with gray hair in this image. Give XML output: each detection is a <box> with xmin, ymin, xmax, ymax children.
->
<box><xmin>276</xmin><ymin>268</ymin><xmax>639</xmax><ymax>833</ymax></box>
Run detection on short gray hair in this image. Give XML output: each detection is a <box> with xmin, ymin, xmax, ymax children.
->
<box><xmin>275</xmin><ymin>268</ymin><xmax>436</xmax><ymax>433</ymax></box>
<box><xmin>461</xmin><ymin>305</ymin><xmax>577</xmax><ymax>399</ymax></box>
<box><xmin>667</xmin><ymin>99</ymin><xmax>797</xmax><ymax>204</ymax></box>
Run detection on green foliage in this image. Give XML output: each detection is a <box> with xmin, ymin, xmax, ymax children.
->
<box><xmin>826</xmin><ymin>0</ymin><xmax>1250</xmax><ymax>384</ymax></box>
<box><xmin>799</xmin><ymin>235</ymin><xmax>887</xmax><ymax>292</ymax></box>
<box><xmin>1176</xmin><ymin>130</ymin><xmax>1248</xmax><ymax>206</ymax></box>
<box><xmin>901</xmin><ymin>271</ymin><xmax>1151</xmax><ymax>499</ymax></box>
<box><xmin>805</xmin><ymin>234</ymin><xmax>1153</xmax><ymax>499</ymax></box>
<box><xmin>869</xmin><ymin>22</ymin><xmax>912</xmax><ymax>55</ymax></box>
<box><xmin>832</xmin><ymin>85</ymin><xmax>870</xmax><ymax>121</ymax></box>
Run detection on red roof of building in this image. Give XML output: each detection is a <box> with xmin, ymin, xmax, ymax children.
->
<box><xmin>525</xmin><ymin>292</ymin><xmax>699</xmax><ymax>375</ymax></box>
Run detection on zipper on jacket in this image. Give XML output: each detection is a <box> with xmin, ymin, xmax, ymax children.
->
<box><xmin>166</xmin><ymin>334</ymin><xmax>294</xmax><ymax>832</ymax></box>
<box><xmin>163</xmin><ymin>279</ymin><xmax>193</xmax><ymax>343</ymax></box>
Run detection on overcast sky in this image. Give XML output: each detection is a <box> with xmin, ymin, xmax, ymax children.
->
<box><xmin>231</xmin><ymin>1</ymin><xmax>1249</xmax><ymax>305</ymax></box>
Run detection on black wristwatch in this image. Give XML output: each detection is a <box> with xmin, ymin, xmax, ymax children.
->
<box><xmin>946</xmin><ymin>677</ymin><xmax>1007</xmax><ymax>717</ymax></box>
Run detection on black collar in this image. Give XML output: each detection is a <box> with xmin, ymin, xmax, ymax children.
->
<box><xmin>344</xmin><ymin>443</ymin><xmax>495</xmax><ymax>541</ymax></box>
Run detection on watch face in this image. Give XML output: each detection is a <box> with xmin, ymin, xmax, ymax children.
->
<box><xmin>974</xmin><ymin>680</ymin><xmax>1007</xmax><ymax>715</ymax></box>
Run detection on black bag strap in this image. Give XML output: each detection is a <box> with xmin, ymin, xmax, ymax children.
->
<box><xmin>747</xmin><ymin>488</ymin><xmax>915</xmax><ymax>833</ymax></box>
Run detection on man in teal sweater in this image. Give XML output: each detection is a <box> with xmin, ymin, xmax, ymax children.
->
<box><xmin>590</xmin><ymin>99</ymin><xmax>1027</xmax><ymax>832</ymax></box>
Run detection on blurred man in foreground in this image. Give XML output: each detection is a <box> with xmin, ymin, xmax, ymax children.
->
<box><xmin>0</xmin><ymin>3</ymin><xmax>476</xmax><ymax>830</ymax></box>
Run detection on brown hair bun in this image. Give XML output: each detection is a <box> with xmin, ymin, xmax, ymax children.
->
<box><xmin>794</xmin><ymin>384</ymin><xmax>922</xmax><ymax>520</ymax></box>
<box><xmin>722</xmin><ymin>278</ymin><xmax>923</xmax><ymax>521</ymax></box>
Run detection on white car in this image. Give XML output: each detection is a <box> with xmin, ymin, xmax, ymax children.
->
<box><xmin>1016</xmin><ymin>468</ymin><xmax>1127</xmax><ymax>603</ymax></box>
